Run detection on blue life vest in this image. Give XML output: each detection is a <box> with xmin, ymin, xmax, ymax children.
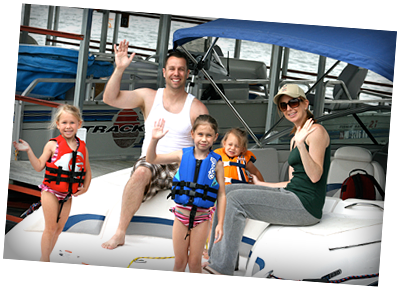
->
<box><xmin>169</xmin><ymin>147</ymin><xmax>221</xmax><ymax>238</ymax></box>
<box><xmin>170</xmin><ymin>147</ymin><xmax>220</xmax><ymax>208</ymax></box>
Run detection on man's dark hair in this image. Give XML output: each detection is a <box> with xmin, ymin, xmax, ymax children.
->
<box><xmin>164</xmin><ymin>50</ymin><xmax>189</xmax><ymax>69</ymax></box>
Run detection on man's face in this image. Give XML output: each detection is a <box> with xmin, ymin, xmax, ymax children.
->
<box><xmin>163</xmin><ymin>56</ymin><xmax>190</xmax><ymax>90</ymax></box>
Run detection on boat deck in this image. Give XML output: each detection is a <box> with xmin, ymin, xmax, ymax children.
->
<box><xmin>9</xmin><ymin>158</ymin><xmax>136</xmax><ymax>186</ymax></box>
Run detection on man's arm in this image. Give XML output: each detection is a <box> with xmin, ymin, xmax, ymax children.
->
<box><xmin>103</xmin><ymin>40</ymin><xmax>156</xmax><ymax>115</ymax></box>
<box><xmin>103</xmin><ymin>40</ymin><xmax>135</xmax><ymax>107</ymax></box>
<box><xmin>190</xmin><ymin>98</ymin><xmax>209</xmax><ymax>124</ymax></box>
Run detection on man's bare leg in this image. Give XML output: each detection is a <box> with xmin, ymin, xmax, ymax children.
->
<box><xmin>101</xmin><ymin>166</ymin><xmax>151</xmax><ymax>249</ymax></box>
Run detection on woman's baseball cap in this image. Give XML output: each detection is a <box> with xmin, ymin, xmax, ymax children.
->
<box><xmin>273</xmin><ymin>84</ymin><xmax>306</xmax><ymax>105</ymax></box>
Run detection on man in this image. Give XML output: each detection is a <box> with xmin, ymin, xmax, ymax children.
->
<box><xmin>101</xmin><ymin>40</ymin><xmax>208</xmax><ymax>249</ymax></box>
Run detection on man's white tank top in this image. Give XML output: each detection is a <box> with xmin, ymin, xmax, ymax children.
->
<box><xmin>141</xmin><ymin>88</ymin><xmax>195</xmax><ymax>157</ymax></box>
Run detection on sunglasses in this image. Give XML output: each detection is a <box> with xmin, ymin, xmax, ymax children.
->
<box><xmin>278</xmin><ymin>98</ymin><xmax>302</xmax><ymax>111</ymax></box>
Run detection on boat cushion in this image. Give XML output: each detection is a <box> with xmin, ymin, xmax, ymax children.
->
<box><xmin>327</xmin><ymin>146</ymin><xmax>385</xmax><ymax>199</ymax></box>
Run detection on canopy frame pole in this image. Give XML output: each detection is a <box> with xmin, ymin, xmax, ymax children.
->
<box><xmin>156</xmin><ymin>14</ymin><xmax>172</xmax><ymax>88</ymax></box>
<box><xmin>265</xmin><ymin>45</ymin><xmax>283</xmax><ymax>132</ymax></box>
<box><xmin>73</xmin><ymin>8</ymin><xmax>93</xmax><ymax>111</ymax></box>
<box><xmin>202</xmin><ymin>37</ymin><xmax>219</xmax><ymax>64</ymax></box>
<box><xmin>311</xmin><ymin>59</ymin><xmax>340</xmax><ymax>118</ymax></box>
<box><xmin>179</xmin><ymin>45</ymin><xmax>262</xmax><ymax>147</ymax></box>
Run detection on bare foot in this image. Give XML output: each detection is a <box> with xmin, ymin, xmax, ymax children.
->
<box><xmin>101</xmin><ymin>233</ymin><xmax>125</xmax><ymax>250</ymax></box>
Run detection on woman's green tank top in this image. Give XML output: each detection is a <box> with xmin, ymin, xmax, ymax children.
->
<box><xmin>286</xmin><ymin>143</ymin><xmax>331</xmax><ymax>219</ymax></box>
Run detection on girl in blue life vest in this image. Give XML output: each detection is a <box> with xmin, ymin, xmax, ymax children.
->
<box><xmin>13</xmin><ymin>104</ymin><xmax>92</xmax><ymax>262</ymax></box>
<box><xmin>146</xmin><ymin>114</ymin><xmax>226</xmax><ymax>273</ymax></box>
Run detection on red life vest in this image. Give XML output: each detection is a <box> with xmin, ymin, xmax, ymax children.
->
<box><xmin>43</xmin><ymin>135</ymin><xmax>86</xmax><ymax>194</ymax></box>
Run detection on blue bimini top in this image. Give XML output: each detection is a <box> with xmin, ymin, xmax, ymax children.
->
<box><xmin>173</xmin><ymin>18</ymin><xmax>396</xmax><ymax>81</ymax></box>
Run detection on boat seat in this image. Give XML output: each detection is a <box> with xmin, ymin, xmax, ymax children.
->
<box><xmin>200</xmin><ymin>57</ymin><xmax>268</xmax><ymax>100</ymax></box>
<box><xmin>219</xmin><ymin>57</ymin><xmax>267</xmax><ymax>80</ymax></box>
<box><xmin>327</xmin><ymin>146</ymin><xmax>385</xmax><ymax>199</ymax></box>
<box><xmin>249</xmin><ymin>148</ymin><xmax>279</xmax><ymax>183</ymax></box>
<box><xmin>279</xmin><ymin>160</ymin><xmax>290</xmax><ymax>182</ymax></box>
<box><xmin>372</xmin><ymin>142</ymin><xmax>389</xmax><ymax>174</ymax></box>
<box><xmin>303</xmin><ymin>63</ymin><xmax>368</xmax><ymax>111</ymax></box>
<box><xmin>119</xmin><ymin>60</ymin><xmax>159</xmax><ymax>91</ymax></box>
<box><xmin>325</xmin><ymin>64</ymin><xmax>368</xmax><ymax>111</ymax></box>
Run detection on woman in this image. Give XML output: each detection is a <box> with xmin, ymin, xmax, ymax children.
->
<box><xmin>203</xmin><ymin>84</ymin><xmax>331</xmax><ymax>275</ymax></box>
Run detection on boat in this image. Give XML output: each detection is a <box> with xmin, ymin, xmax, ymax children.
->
<box><xmin>4</xmin><ymin>147</ymin><xmax>385</xmax><ymax>285</ymax></box>
<box><xmin>4</xmin><ymin>3</ymin><xmax>396</xmax><ymax>287</ymax></box>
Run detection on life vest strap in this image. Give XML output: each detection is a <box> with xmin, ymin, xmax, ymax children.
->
<box><xmin>184</xmin><ymin>205</ymin><xmax>198</xmax><ymax>240</ymax></box>
<box><xmin>56</xmin><ymin>192</ymin><xmax>72</xmax><ymax>223</ymax></box>
<box><xmin>45</xmin><ymin>167</ymin><xmax>86</xmax><ymax>184</ymax></box>
<box><xmin>223</xmin><ymin>161</ymin><xmax>246</xmax><ymax>168</ymax></box>
<box><xmin>170</xmin><ymin>181</ymin><xmax>217</xmax><ymax>203</ymax></box>
<box><xmin>171</xmin><ymin>181</ymin><xmax>218</xmax><ymax>194</ymax></box>
<box><xmin>225</xmin><ymin>177</ymin><xmax>247</xmax><ymax>184</ymax></box>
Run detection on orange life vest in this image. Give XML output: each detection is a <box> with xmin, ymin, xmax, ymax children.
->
<box><xmin>214</xmin><ymin>148</ymin><xmax>256</xmax><ymax>185</ymax></box>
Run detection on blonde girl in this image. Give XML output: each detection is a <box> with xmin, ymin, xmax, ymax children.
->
<box><xmin>13</xmin><ymin>104</ymin><xmax>91</xmax><ymax>262</ymax></box>
<box><xmin>215</xmin><ymin>128</ymin><xmax>264</xmax><ymax>185</ymax></box>
<box><xmin>146</xmin><ymin>114</ymin><xmax>226</xmax><ymax>273</ymax></box>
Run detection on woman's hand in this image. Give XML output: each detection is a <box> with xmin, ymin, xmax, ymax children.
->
<box><xmin>295</xmin><ymin>118</ymin><xmax>316</xmax><ymax>146</ymax></box>
<box><xmin>294</xmin><ymin>119</ymin><xmax>330</xmax><ymax>183</ymax></box>
<box><xmin>252</xmin><ymin>174</ymin><xmax>262</xmax><ymax>185</ymax></box>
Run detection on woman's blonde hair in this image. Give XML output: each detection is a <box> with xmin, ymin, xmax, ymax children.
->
<box><xmin>49</xmin><ymin>104</ymin><xmax>83</xmax><ymax>129</ymax></box>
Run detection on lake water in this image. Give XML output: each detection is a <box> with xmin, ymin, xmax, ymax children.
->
<box><xmin>23</xmin><ymin>4</ymin><xmax>392</xmax><ymax>94</ymax></box>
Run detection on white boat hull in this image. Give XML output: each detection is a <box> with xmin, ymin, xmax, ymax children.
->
<box><xmin>245</xmin><ymin>198</ymin><xmax>382</xmax><ymax>285</ymax></box>
<box><xmin>4</xmin><ymin>167</ymin><xmax>383</xmax><ymax>284</ymax></box>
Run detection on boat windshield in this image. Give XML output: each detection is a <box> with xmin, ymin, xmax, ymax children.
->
<box><xmin>258</xmin><ymin>105</ymin><xmax>390</xmax><ymax>148</ymax></box>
